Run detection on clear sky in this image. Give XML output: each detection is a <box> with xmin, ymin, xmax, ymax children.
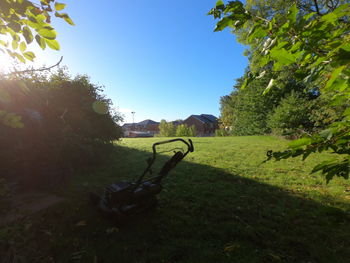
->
<box><xmin>25</xmin><ymin>0</ymin><xmax>248</xmax><ymax>123</ymax></box>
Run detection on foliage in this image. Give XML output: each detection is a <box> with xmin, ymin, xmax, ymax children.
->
<box><xmin>175</xmin><ymin>124</ymin><xmax>196</xmax><ymax>137</ymax></box>
<box><xmin>188</xmin><ymin>124</ymin><xmax>196</xmax><ymax>137</ymax></box>
<box><xmin>209</xmin><ymin>0</ymin><xmax>350</xmax><ymax>181</ymax></box>
<box><xmin>220</xmin><ymin>71</ymin><xmax>305</xmax><ymax>136</ymax></box>
<box><xmin>267</xmin><ymin>91</ymin><xmax>313</xmax><ymax>135</ymax></box>
<box><xmin>309</xmin><ymin>94</ymin><xmax>347</xmax><ymax>130</ymax></box>
<box><xmin>159</xmin><ymin>120</ymin><xmax>176</xmax><ymax>137</ymax></box>
<box><xmin>0</xmin><ymin>0</ymin><xmax>73</xmax><ymax>62</ymax></box>
<box><xmin>219</xmin><ymin>94</ymin><xmax>235</xmax><ymax>129</ymax></box>
<box><xmin>0</xmin><ymin>69</ymin><xmax>122</xmax><ymax>189</ymax></box>
<box><xmin>215</xmin><ymin>128</ymin><xmax>231</xmax><ymax>136</ymax></box>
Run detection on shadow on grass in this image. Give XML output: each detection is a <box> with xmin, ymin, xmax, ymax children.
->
<box><xmin>1</xmin><ymin>145</ymin><xmax>349</xmax><ymax>263</ymax></box>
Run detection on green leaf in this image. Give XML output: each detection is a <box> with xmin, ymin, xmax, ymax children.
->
<box><xmin>23</xmin><ymin>26</ymin><xmax>33</xmax><ymax>44</ymax></box>
<box><xmin>319</xmin><ymin>129</ymin><xmax>333</xmax><ymax>140</ymax></box>
<box><xmin>23</xmin><ymin>51</ymin><xmax>35</xmax><ymax>61</ymax></box>
<box><xmin>55</xmin><ymin>2</ymin><xmax>66</xmax><ymax>11</ymax></box>
<box><xmin>214</xmin><ymin>16</ymin><xmax>233</xmax><ymax>31</ymax></box>
<box><xmin>13</xmin><ymin>52</ymin><xmax>26</xmax><ymax>63</ymax></box>
<box><xmin>215</xmin><ymin>0</ymin><xmax>224</xmax><ymax>8</ymax></box>
<box><xmin>288</xmin><ymin>137</ymin><xmax>312</xmax><ymax>148</ymax></box>
<box><xmin>35</xmin><ymin>34</ymin><xmax>46</xmax><ymax>49</ymax></box>
<box><xmin>7</xmin><ymin>21</ymin><xmax>21</xmax><ymax>32</ymax></box>
<box><xmin>45</xmin><ymin>39</ymin><xmax>60</xmax><ymax>50</ymax></box>
<box><xmin>248</xmin><ymin>25</ymin><xmax>267</xmax><ymax>41</ymax></box>
<box><xmin>332</xmin><ymin>78</ymin><xmax>348</xmax><ymax>92</ymax></box>
<box><xmin>287</xmin><ymin>4</ymin><xmax>298</xmax><ymax>23</ymax></box>
<box><xmin>38</xmin><ymin>28</ymin><xmax>57</xmax><ymax>40</ymax></box>
<box><xmin>63</xmin><ymin>15</ymin><xmax>75</xmax><ymax>26</ymax></box>
<box><xmin>320</xmin><ymin>12</ymin><xmax>338</xmax><ymax>24</ymax></box>
<box><xmin>55</xmin><ymin>12</ymin><xmax>75</xmax><ymax>25</ymax></box>
<box><xmin>19</xmin><ymin>41</ymin><xmax>26</xmax><ymax>52</ymax></box>
<box><xmin>0</xmin><ymin>40</ymin><xmax>8</xmax><ymax>47</ymax></box>
<box><xmin>311</xmin><ymin>160</ymin><xmax>336</xmax><ymax>173</ymax></box>
<box><xmin>12</xmin><ymin>39</ymin><xmax>18</xmax><ymax>50</ymax></box>
<box><xmin>324</xmin><ymin>66</ymin><xmax>345</xmax><ymax>90</ymax></box>
<box><xmin>270</xmin><ymin>48</ymin><xmax>296</xmax><ymax>65</ymax></box>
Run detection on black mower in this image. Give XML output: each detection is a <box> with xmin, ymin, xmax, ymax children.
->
<box><xmin>90</xmin><ymin>138</ymin><xmax>194</xmax><ymax>222</ymax></box>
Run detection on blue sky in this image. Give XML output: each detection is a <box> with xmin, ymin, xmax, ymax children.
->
<box><xmin>32</xmin><ymin>0</ymin><xmax>248</xmax><ymax>123</ymax></box>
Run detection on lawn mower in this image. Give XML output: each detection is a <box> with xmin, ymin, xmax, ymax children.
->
<box><xmin>90</xmin><ymin>138</ymin><xmax>194</xmax><ymax>222</ymax></box>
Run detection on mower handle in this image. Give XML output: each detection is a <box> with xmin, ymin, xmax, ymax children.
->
<box><xmin>135</xmin><ymin>138</ymin><xmax>194</xmax><ymax>186</ymax></box>
<box><xmin>152</xmin><ymin>138</ymin><xmax>194</xmax><ymax>155</ymax></box>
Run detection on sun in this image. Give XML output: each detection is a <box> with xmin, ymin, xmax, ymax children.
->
<box><xmin>0</xmin><ymin>54</ymin><xmax>18</xmax><ymax>73</ymax></box>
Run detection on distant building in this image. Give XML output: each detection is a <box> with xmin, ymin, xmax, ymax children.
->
<box><xmin>183</xmin><ymin>114</ymin><xmax>218</xmax><ymax>136</ymax></box>
<box><xmin>137</xmin><ymin>119</ymin><xmax>160</xmax><ymax>134</ymax></box>
<box><xmin>122</xmin><ymin>119</ymin><xmax>159</xmax><ymax>137</ymax></box>
<box><xmin>170</xmin><ymin>120</ymin><xmax>183</xmax><ymax>127</ymax></box>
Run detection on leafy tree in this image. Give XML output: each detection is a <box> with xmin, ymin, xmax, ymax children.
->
<box><xmin>267</xmin><ymin>91</ymin><xmax>313</xmax><ymax>135</ymax></box>
<box><xmin>308</xmin><ymin>94</ymin><xmax>347</xmax><ymax>131</ymax></box>
<box><xmin>209</xmin><ymin>0</ymin><xmax>350</xmax><ymax>181</ymax></box>
<box><xmin>0</xmin><ymin>69</ymin><xmax>122</xmax><ymax>188</ymax></box>
<box><xmin>0</xmin><ymin>0</ymin><xmax>73</xmax><ymax>62</ymax></box>
<box><xmin>0</xmin><ymin>1</ymin><xmax>73</xmax><ymax>128</ymax></box>
<box><xmin>175</xmin><ymin>124</ymin><xmax>196</xmax><ymax>137</ymax></box>
<box><xmin>220</xmin><ymin>69</ymin><xmax>308</xmax><ymax>136</ymax></box>
<box><xmin>188</xmin><ymin>125</ymin><xmax>196</xmax><ymax>137</ymax></box>
<box><xmin>175</xmin><ymin>124</ymin><xmax>188</xmax><ymax>137</ymax></box>
<box><xmin>219</xmin><ymin>92</ymin><xmax>237</xmax><ymax>130</ymax></box>
<box><xmin>159</xmin><ymin>120</ymin><xmax>175</xmax><ymax>137</ymax></box>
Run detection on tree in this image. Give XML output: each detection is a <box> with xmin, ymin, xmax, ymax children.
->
<box><xmin>209</xmin><ymin>0</ymin><xmax>350</xmax><ymax>181</ymax></box>
<box><xmin>0</xmin><ymin>1</ymin><xmax>73</xmax><ymax>128</ymax></box>
<box><xmin>219</xmin><ymin>92</ymin><xmax>237</xmax><ymax>130</ymax></box>
<box><xmin>188</xmin><ymin>125</ymin><xmax>196</xmax><ymax>137</ymax></box>
<box><xmin>267</xmin><ymin>91</ymin><xmax>313</xmax><ymax>135</ymax></box>
<box><xmin>0</xmin><ymin>69</ymin><xmax>122</xmax><ymax>188</ymax></box>
<box><xmin>159</xmin><ymin>120</ymin><xmax>175</xmax><ymax>137</ymax></box>
<box><xmin>175</xmin><ymin>124</ymin><xmax>188</xmax><ymax>137</ymax></box>
<box><xmin>0</xmin><ymin>0</ymin><xmax>73</xmax><ymax>63</ymax></box>
<box><xmin>175</xmin><ymin>124</ymin><xmax>196</xmax><ymax>137</ymax></box>
<box><xmin>219</xmin><ymin>68</ymin><xmax>311</xmax><ymax>136</ymax></box>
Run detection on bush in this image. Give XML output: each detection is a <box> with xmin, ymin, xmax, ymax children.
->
<box><xmin>0</xmin><ymin>70</ymin><xmax>122</xmax><ymax>189</ymax></box>
<box><xmin>159</xmin><ymin>120</ymin><xmax>175</xmax><ymax>137</ymax></box>
<box><xmin>175</xmin><ymin>124</ymin><xmax>196</xmax><ymax>137</ymax></box>
<box><xmin>215</xmin><ymin>128</ymin><xmax>231</xmax><ymax>136</ymax></box>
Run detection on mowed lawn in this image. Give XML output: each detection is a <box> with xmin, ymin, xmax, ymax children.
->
<box><xmin>2</xmin><ymin>136</ymin><xmax>350</xmax><ymax>262</ymax></box>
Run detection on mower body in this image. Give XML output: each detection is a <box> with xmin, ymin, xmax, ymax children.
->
<box><xmin>92</xmin><ymin>138</ymin><xmax>194</xmax><ymax>221</ymax></box>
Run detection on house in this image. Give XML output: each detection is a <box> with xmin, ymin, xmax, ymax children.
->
<box><xmin>170</xmin><ymin>120</ymin><xmax>183</xmax><ymax>127</ymax></box>
<box><xmin>183</xmin><ymin>114</ymin><xmax>218</xmax><ymax>136</ymax></box>
<box><xmin>122</xmin><ymin>119</ymin><xmax>159</xmax><ymax>137</ymax></box>
<box><xmin>136</xmin><ymin>119</ymin><xmax>160</xmax><ymax>134</ymax></box>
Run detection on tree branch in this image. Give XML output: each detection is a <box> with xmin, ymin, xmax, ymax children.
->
<box><xmin>254</xmin><ymin>15</ymin><xmax>270</xmax><ymax>23</ymax></box>
<box><xmin>5</xmin><ymin>56</ymin><xmax>63</xmax><ymax>76</ymax></box>
<box><xmin>313</xmin><ymin>0</ymin><xmax>322</xmax><ymax>15</ymax></box>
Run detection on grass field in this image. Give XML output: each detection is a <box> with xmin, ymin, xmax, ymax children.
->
<box><xmin>1</xmin><ymin>136</ymin><xmax>350</xmax><ymax>262</ymax></box>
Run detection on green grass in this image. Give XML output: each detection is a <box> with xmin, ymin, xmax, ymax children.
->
<box><xmin>1</xmin><ymin>136</ymin><xmax>350</xmax><ymax>262</ymax></box>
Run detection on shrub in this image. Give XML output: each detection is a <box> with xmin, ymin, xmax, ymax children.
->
<box><xmin>159</xmin><ymin>120</ymin><xmax>175</xmax><ymax>137</ymax></box>
<box><xmin>0</xmin><ymin>70</ymin><xmax>122</xmax><ymax>189</ymax></box>
<box><xmin>215</xmin><ymin>128</ymin><xmax>231</xmax><ymax>137</ymax></box>
<box><xmin>175</xmin><ymin>124</ymin><xmax>196</xmax><ymax>137</ymax></box>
